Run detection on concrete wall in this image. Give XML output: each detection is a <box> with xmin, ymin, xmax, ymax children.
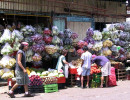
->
<box><xmin>0</xmin><ymin>0</ymin><xmax>126</xmax><ymax>22</ymax></box>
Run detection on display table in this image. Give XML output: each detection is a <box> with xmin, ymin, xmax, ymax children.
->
<box><xmin>57</xmin><ymin>77</ymin><xmax>66</xmax><ymax>83</ymax></box>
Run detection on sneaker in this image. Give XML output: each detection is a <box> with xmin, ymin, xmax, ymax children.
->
<box><xmin>81</xmin><ymin>86</ymin><xmax>84</xmax><ymax>89</ymax></box>
<box><xmin>24</xmin><ymin>93</ymin><xmax>34</xmax><ymax>97</ymax></box>
<box><xmin>7</xmin><ymin>93</ymin><xmax>15</xmax><ymax>98</ymax></box>
<box><xmin>85</xmin><ymin>86</ymin><xmax>89</xmax><ymax>88</ymax></box>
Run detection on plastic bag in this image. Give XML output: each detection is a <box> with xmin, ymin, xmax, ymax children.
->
<box><xmin>71</xmin><ymin>32</ymin><xmax>78</xmax><ymax>40</ymax></box>
<box><xmin>102</xmin><ymin>28</ymin><xmax>111</xmax><ymax>39</ymax></box>
<box><xmin>84</xmin><ymin>37</ymin><xmax>95</xmax><ymax>44</ymax></box>
<box><xmin>12</xmin><ymin>29</ymin><xmax>23</xmax><ymax>41</ymax></box>
<box><xmin>86</xmin><ymin>28</ymin><xmax>94</xmax><ymax>37</ymax></box>
<box><xmin>108</xmin><ymin>24</ymin><xmax>116</xmax><ymax>31</ymax></box>
<box><xmin>32</xmin><ymin>43</ymin><xmax>45</xmax><ymax>53</ymax></box>
<box><xmin>1</xmin><ymin>70</ymin><xmax>14</xmax><ymax>79</ymax></box>
<box><xmin>43</xmin><ymin>35</ymin><xmax>52</xmax><ymax>44</ymax></box>
<box><xmin>63</xmin><ymin>38</ymin><xmax>72</xmax><ymax>45</ymax></box>
<box><xmin>51</xmin><ymin>52</ymin><xmax>60</xmax><ymax>58</ymax></box>
<box><xmin>32</xmin><ymin>53</ymin><xmax>42</xmax><ymax>62</ymax></box>
<box><xmin>1</xmin><ymin>43</ymin><xmax>13</xmax><ymax>55</ymax></box>
<box><xmin>31</xmin><ymin>34</ymin><xmax>43</xmax><ymax>43</ymax></box>
<box><xmin>102</xmin><ymin>47</ymin><xmax>112</xmax><ymax>56</ymax></box>
<box><xmin>0</xmin><ymin>55</ymin><xmax>16</xmax><ymax>68</ymax></box>
<box><xmin>52</xmin><ymin>36</ymin><xmax>60</xmax><ymax>45</ymax></box>
<box><xmin>110</xmin><ymin>30</ymin><xmax>119</xmax><ymax>41</ymax></box>
<box><xmin>92</xmin><ymin>41</ymin><xmax>103</xmax><ymax>51</ymax></box>
<box><xmin>108</xmin><ymin>67</ymin><xmax>117</xmax><ymax>87</ymax></box>
<box><xmin>43</xmin><ymin>28</ymin><xmax>51</xmax><ymax>35</ymax></box>
<box><xmin>120</xmin><ymin>31</ymin><xmax>127</xmax><ymax>40</ymax></box>
<box><xmin>52</xmin><ymin>26</ymin><xmax>59</xmax><ymax>35</ymax></box>
<box><xmin>77</xmin><ymin>40</ymin><xmax>88</xmax><ymax>48</ymax></box>
<box><xmin>115</xmin><ymin>23</ymin><xmax>124</xmax><ymax>30</ymax></box>
<box><xmin>93</xmin><ymin>30</ymin><xmax>102</xmax><ymax>40</ymax></box>
<box><xmin>77</xmin><ymin>67</ymin><xmax>83</xmax><ymax>75</ymax></box>
<box><xmin>64</xmin><ymin>29</ymin><xmax>72</xmax><ymax>38</ymax></box>
<box><xmin>58</xmin><ymin>31</ymin><xmax>64</xmax><ymax>39</ymax></box>
<box><xmin>103</xmin><ymin>39</ymin><xmax>113</xmax><ymax>47</ymax></box>
<box><xmin>0</xmin><ymin>29</ymin><xmax>13</xmax><ymax>43</ymax></box>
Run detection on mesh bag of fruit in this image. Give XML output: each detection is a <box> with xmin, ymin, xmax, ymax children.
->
<box><xmin>42</xmin><ymin>77</ymin><xmax>57</xmax><ymax>85</ymax></box>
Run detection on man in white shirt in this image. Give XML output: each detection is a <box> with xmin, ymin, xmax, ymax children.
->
<box><xmin>81</xmin><ymin>46</ymin><xmax>92</xmax><ymax>88</ymax></box>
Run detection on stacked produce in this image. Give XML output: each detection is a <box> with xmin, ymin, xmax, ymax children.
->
<box><xmin>27</xmin><ymin>67</ymin><xmax>64</xmax><ymax>78</ymax></box>
<box><xmin>26</xmin><ymin>49</ymin><xmax>33</xmax><ymax>62</ymax></box>
<box><xmin>71</xmin><ymin>32</ymin><xmax>78</xmax><ymax>41</ymax></box>
<box><xmin>0</xmin><ymin>26</ymin><xmax>19</xmax><ymax>79</ymax></box>
<box><xmin>0</xmin><ymin>69</ymin><xmax>4</xmax><ymax>76</ymax></box>
<box><xmin>64</xmin><ymin>45</ymin><xmax>75</xmax><ymax>52</ymax></box>
<box><xmin>45</xmin><ymin>45</ymin><xmax>58</xmax><ymax>55</ymax></box>
<box><xmin>77</xmin><ymin>49</ymin><xmax>84</xmax><ymax>56</ymax></box>
<box><xmin>1</xmin><ymin>43</ymin><xmax>13</xmax><ymax>55</ymax></box>
<box><xmin>63</xmin><ymin>29</ymin><xmax>74</xmax><ymax>52</ymax></box>
<box><xmin>29</xmin><ymin>75</ymin><xmax>43</xmax><ymax>86</ymax></box>
<box><xmin>110</xmin><ymin>23</ymin><xmax>130</xmax><ymax>61</ymax></box>
<box><xmin>52</xmin><ymin>26</ymin><xmax>59</xmax><ymax>36</ymax></box>
<box><xmin>1</xmin><ymin>70</ymin><xmax>14</xmax><ymax>79</ymax></box>
<box><xmin>43</xmin><ymin>28</ymin><xmax>52</xmax><ymax>44</ymax></box>
<box><xmin>93</xmin><ymin>30</ymin><xmax>102</xmax><ymax>40</ymax></box>
<box><xmin>90</xmin><ymin>64</ymin><xmax>101</xmax><ymax>75</ymax></box>
<box><xmin>71</xmin><ymin>59</ymin><xmax>82</xmax><ymax>67</ymax></box>
<box><xmin>32</xmin><ymin>53</ymin><xmax>42</xmax><ymax>62</ymax></box>
<box><xmin>31</xmin><ymin>43</ymin><xmax>45</xmax><ymax>53</ymax></box>
<box><xmin>52</xmin><ymin>36</ymin><xmax>60</xmax><ymax>45</ymax></box>
<box><xmin>43</xmin><ymin>35</ymin><xmax>52</xmax><ymax>44</ymax></box>
<box><xmin>31</xmin><ymin>34</ymin><xmax>43</xmax><ymax>43</ymax></box>
<box><xmin>102</xmin><ymin>28</ymin><xmax>111</xmax><ymax>40</ymax></box>
<box><xmin>0</xmin><ymin>29</ymin><xmax>14</xmax><ymax>43</ymax></box>
<box><xmin>0</xmin><ymin>56</ymin><xmax>16</xmax><ymax>68</ymax></box>
<box><xmin>77</xmin><ymin>40</ymin><xmax>88</xmax><ymax>48</ymax></box>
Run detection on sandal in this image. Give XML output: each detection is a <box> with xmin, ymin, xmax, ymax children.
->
<box><xmin>100</xmin><ymin>85</ymin><xmax>103</xmax><ymax>88</ymax></box>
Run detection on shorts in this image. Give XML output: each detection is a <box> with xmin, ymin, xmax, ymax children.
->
<box><xmin>101</xmin><ymin>62</ymin><xmax>111</xmax><ymax>76</ymax></box>
<box><xmin>15</xmin><ymin>70</ymin><xmax>30</xmax><ymax>85</ymax></box>
<box><xmin>81</xmin><ymin>67</ymin><xmax>90</xmax><ymax>76</ymax></box>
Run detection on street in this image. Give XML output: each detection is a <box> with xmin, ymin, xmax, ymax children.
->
<box><xmin>0</xmin><ymin>80</ymin><xmax>130</xmax><ymax>100</ymax></box>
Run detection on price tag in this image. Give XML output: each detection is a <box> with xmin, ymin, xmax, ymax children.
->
<box><xmin>77</xmin><ymin>77</ymin><xmax>80</xmax><ymax>80</ymax></box>
<box><xmin>9</xmin><ymin>81</ymin><xmax>11</xmax><ymax>86</ymax></box>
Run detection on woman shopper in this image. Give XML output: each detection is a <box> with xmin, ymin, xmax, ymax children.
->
<box><xmin>8</xmin><ymin>42</ymin><xmax>33</xmax><ymax>98</ymax></box>
<box><xmin>56</xmin><ymin>49</ymin><xmax>69</xmax><ymax>87</ymax></box>
<box><xmin>81</xmin><ymin>46</ymin><xmax>92</xmax><ymax>88</ymax></box>
<box><xmin>92</xmin><ymin>55</ymin><xmax>111</xmax><ymax>88</ymax></box>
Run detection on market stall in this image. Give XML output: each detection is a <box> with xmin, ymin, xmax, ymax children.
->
<box><xmin>0</xmin><ymin>20</ymin><xmax>130</xmax><ymax>93</ymax></box>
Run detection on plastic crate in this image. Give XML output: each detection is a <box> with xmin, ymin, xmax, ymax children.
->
<box><xmin>127</xmin><ymin>75</ymin><xmax>130</xmax><ymax>80</ymax></box>
<box><xmin>44</xmin><ymin>84</ymin><xmax>58</xmax><ymax>93</ymax></box>
<box><xmin>57</xmin><ymin>77</ymin><xmax>66</xmax><ymax>83</ymax></box>
<box><xmin>28</xmin><ymin>85</ymin><xmax>43</xmax><ymax>93</ymax></box>
<box><xmin>69</xmin><ymin>68</ymin><xmax>77</xmax><ymax>74</ymax></box>
<box><xmin>92</xmin><ymin>74</ymin><xmax>101</xmax><ymax>83</ymax></box>
<box><xmin>112</xmin><ymin>64</ymin><xmax>119</xmax><ymax>69</ymax></box>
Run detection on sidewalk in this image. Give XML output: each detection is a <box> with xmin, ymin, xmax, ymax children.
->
<box><xmin>0</xmin><ymin>80</ymin><xmax>130</xmax><ymax>100</ymax></box>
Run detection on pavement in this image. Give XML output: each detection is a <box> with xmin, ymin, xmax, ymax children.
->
<box><xmin>0</xmin><ymin>80</ymin><xmax>130</xmax><ymax>100</ymax></box>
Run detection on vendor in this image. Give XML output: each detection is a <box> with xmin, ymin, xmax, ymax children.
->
<box><xmin>92</xmin><ymin>55</ymin><xmax>111</xmax><ymax>88</ymax></box>
<box><xmin>56</xmin><ymin>49</ymin><xmax>69</xmax><ymax>78</ymax></box>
